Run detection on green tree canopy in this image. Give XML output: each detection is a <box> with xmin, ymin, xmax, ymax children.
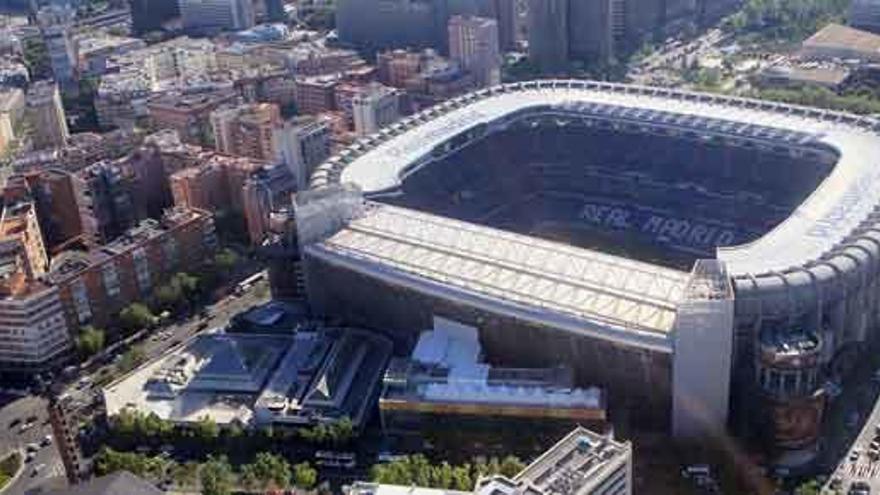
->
<box><xmin>77</xmin><ymin>326</ymin><xmax>106</xmax><ymax>357</ymax></box>
<box><xmin>200</xmin><ymin>455</ymin><xmax>233</xmax><ymax>495</ymax></box>
<box><xmin>194</xmin><ymin>415</ymin><xmax>219</xmax><ymax>441</ymax></box>
<box><xmin>293</xmin><ymin>461</ymin><xmax>318</xmax><ymax>489</ymax></box>
<box><xmin>240</xmin><ymin>452</ymin><xmax>291</xmax><ymax>491</ymax></box>
<box><xmin>118</xmin><ymin>303</ymin><xmax>156</xmax><ymax>333</ymax></box>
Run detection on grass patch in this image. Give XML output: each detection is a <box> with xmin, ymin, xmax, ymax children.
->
<box><xmin>0</xmin><ymin>451</ymin><xmax>22</xmax><ymax>489</ymax></box>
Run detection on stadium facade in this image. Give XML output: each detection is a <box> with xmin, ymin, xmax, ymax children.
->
<box><xmin>297</xmin><ymin>80</ymin><xmax>880</xmax><ymax>462</ymax></box>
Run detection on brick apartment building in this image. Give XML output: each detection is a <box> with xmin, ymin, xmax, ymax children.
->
<box><xmin>48</xmin><ymin>207</ymin><xmax>217</xmax><ymax>331</ymax></box>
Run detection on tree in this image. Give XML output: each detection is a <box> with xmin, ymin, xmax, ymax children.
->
<box><xmin>293</xmin><ymin>461</ymin><xmax>317</xmax><ymax>489</ymax></box>
<box><xmin>155</xmin><ymin>281</ymin><xmax>184</xmax><ymax>311</ymax></box>
<box><xmin>94</xmin><ymin>448</ymin><xmax>169</xmax><ymax>481</ymax></box>
<box><xmin>200</xmin><ymin>455</ymin><xmax>233</xmax><ymax>495</ymax></box>
<box><xmin>171</xmin><ymin>461</ymin><xmax>200</xmax><ymax>489</ymax></box>
<box><xmin>214</xmin><ymin>248</ymin><xmax>239</xmax><ymax>273</ymax></box>
<box><xmin>119</xmin><ymin>303</ymin><xmax>156</xmax><ymax>333</ymax></box>
<box><xmin>117</xmin><ymin>347</ymin><xmax>146</xmax><ymax>373</ymax></box>
<box><xmin>499</xmin><ymin>456</ymin><xmax>525</xmax><ymax>478</ymax></box>
<box><xmin>194</xmin><ymin>415</ymin><xmax>219</xmax><ymax>441</ymax></box>
<box><xmin>175</xmin><ymin>272</ymin><xmax>200</xmax><ymax>299</ymax></box>
<box><xmin>241</xmin><ymin>452</ymin><xmax>291</xmax><ymax>491</ymax></box>
<box><xmin>77</xmin><ymin>326</ymin><xmax>106</xmax><ymax>357</ymax></box>
<box><xmin>795</xmin><ymin>480</ymin><xmax>821</xmax><ymax>495</ymax></box>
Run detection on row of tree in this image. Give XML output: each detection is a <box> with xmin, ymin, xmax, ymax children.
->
<box><xmin>753</xmin><ymin>85</ymin><xmax>880</xmax><ymax>115</ymax></box>
<box><xmin>108</xmin><ymin>410</ymin><xmax>356</xmax><ymax>451</ymax></box>
<box><xmin>369</xmin><ymin>454</ymin><xmax>525</xmax><ymax>491</ymax></box>
<box><xmin>95</xmin><ymin>448</ymin><xmax>317</xmax><ymax>495</ymax></box>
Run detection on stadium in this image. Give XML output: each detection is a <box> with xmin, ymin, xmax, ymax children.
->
<box><xmin>297</xmin><ymin>80</ymin><xmax>880</xmax><ymax>460</ymax></box>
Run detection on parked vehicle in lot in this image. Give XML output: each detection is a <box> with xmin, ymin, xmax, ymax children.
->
<box><xmin>849</xmin><ymin>480</ymin><xmax>871</xmax><ymax>495</ymax></box>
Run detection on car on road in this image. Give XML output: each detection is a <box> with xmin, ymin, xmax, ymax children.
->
<box><xmin>30</xmin><ymin>463</ymin><xmax>46</xmax><ymax>477</ymax></box>
<box><xmin>26</xmin><ymin>443</ymin><xmax>39</xmax><ymax>453</ymax></box>
<box><xmin>9</xmin><ymin>417</ymin><xmax>21</xmax><ymax>429</ymax></box>
<box><xmin>41</xmin><ymin>435</ymin><xmax>52</xmax><ymax>447</ymax></box>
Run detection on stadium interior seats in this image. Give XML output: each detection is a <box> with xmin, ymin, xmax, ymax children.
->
<box><xmin>378</xmin><ymin>124</ymin><xmax>833</xmax><ymax>269</ymax></box>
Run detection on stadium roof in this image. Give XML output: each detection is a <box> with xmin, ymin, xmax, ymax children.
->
<box><xmin>307</xmin><ymin>203</ymin><xmax>687</xmax><ymax>351</ymax></box>
<box><xmin>312</xmin><ymin>80</ymin><xmax>880</xmax><ymax>278</ymax></box>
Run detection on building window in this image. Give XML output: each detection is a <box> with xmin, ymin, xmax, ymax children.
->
<box><xmin>163</xmin><ymin>238</ymin><xmax>178</xmax><ymax>271</ymax></box>
<box><xmin>133</xmin><ymin>248</ymin><xmax>151</xmax><ymax>294</ymax></box>
<box><xmin>102</xmin><ymin>264</ymin><xmax>121</xmax><ymax>299</ymax></box>
<box><xmin>72</xmin><ymin>278</ymin><xmax>92</xmax><ymax>324</ymax></box>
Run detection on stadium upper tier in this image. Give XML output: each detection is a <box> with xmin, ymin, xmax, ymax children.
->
<box><xmin>310</xmin><ymin>80</ymin><xmax>880</xmax><ymax>280</ymax></box>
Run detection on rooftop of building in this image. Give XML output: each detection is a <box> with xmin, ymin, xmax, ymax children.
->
<box><xmin>103</xmin><ymin>321</ymin><xmax>393</xmax><ymax>427</ymax></box>
<box><xmin>381</xmin><ymin>317</ymin><xmax>604</xmax><ymax>414</ymax></box>
<box><xmin>507</xmin><ymin>427</ymin><xmax>630</xmax><ymax>495</ymax></box>
<box><xmin>760</xmin><ymin>62</ymin><xmax>851</xmax><ymax>86</ymax></box>
<box><xmin>0</xmin><ymin>87</ymin><xmax>23</xmax><ymax>112</ymax></box>
<box><xmin>148</xmin><ymin>87</ymin><xmax>238</xmax><ymax>110</ymax></box>
<box><xmin>803</xmin><ymin>23</ymin><xmax>880</xmax><ymax>55</ymax></box>
<box><xmin>228</xmin><ymin>300</ymin><xmax>310</xmax><ymax>334</ymax></box>
<box><xmin>25</xmin><ymin>80</ymin><xmax>58</xmax><ymax>100</ymax></box>
<box><xmin>77</xmin><ymin>34</ymin><xmax>144</xmax><ymax>55</ymax></box>
<box><xmin>47</xmin><ymin>207</ymin><xmax>209</xmax><ymax>283</ymax></box>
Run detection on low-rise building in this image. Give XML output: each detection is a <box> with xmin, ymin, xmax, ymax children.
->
<box><xmin>103</xmin><ymin>318</ymin><xmax>393</xmax><ymax>429</ymax></box>
<box><xmin>0</xmin><ymin>87</ymin><xmax>25</xmax><ymax>156</ymax></box>
<box><xmin>801</xmin><ymin>23</ymin><xmax>880</xmax><ymax>63</ymax></box>
<box><xmin>148</xmin><ymin>89</ymin><xmax>239</xmax><ymax>146</ymax></box>
<box><xmin>294</xmin><ymin>76</ymin><xmax>339</xmax><ymax>115</ymax></box>
<box><xmin>758</xmin><ymin>63</ymin><xmax>851</xmax><ymax>91</ymax></box>
<box><xmin>379</xmin><ymin>318</ymin><xmax>606</xmax><ymax>443</ymax></box>
<box><xmin>76</xmin><ymin>35</ymin><xmax>146</xmax><ymax>77</ymax></box>
<box><xmin>0</xmin><ymin>59</ymin><xmax>29</xmax><ymax>89</ymax></box>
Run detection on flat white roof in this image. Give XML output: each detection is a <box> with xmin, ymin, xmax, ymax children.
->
<box><xmin>321</xmin><ymin>81</ymin><xmax>880</xmax><ymax>277</ymax></box>
<box><xmin>307</xmin><ymin>203</ymin><xmax>687</xmax><ymax>350</ymax></box>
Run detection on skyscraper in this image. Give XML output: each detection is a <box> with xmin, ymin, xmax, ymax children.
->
<box><xmin>180</xmin><ymin>0</ymin><xmax>255</xmax><ymax>34</ymax></box>
<box><xmin>336</xmin><ymin>0</ymin><xmax>448</xmax><ymax>52</ymax></box>
<box><xmin>527</xmin><ymin>0</ymin><xmax>568</xmax><ymax>72</ymax></box>
<box><xmin>129</xmin><ymin>0</ymin><xmax>180</xmax><ymax>34</ymax></box>
<box><xmin>449</xmin><ymin>15</ymin><xmax>501</xmax><ymax>88</ymax></box>
<box><xmin>569</xmin><ymin>0</ymin><xmax>615</xmax><ymax>63</ymax></box>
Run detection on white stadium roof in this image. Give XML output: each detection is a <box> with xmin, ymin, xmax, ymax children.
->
<box><xmin>307</xmin><ymin>203</ymin><xmax>686</xmax><ymax>351</ymax></box>
<box><xmin>314</xmin><ymin>80</ymin><xmax>880</xmax><ymax>278</ymax></box>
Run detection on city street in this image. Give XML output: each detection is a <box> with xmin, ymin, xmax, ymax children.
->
<box><xmin>0</xmin><ymin>396</ymin><xmax>65</xmax><ymax>495</ymax></box>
